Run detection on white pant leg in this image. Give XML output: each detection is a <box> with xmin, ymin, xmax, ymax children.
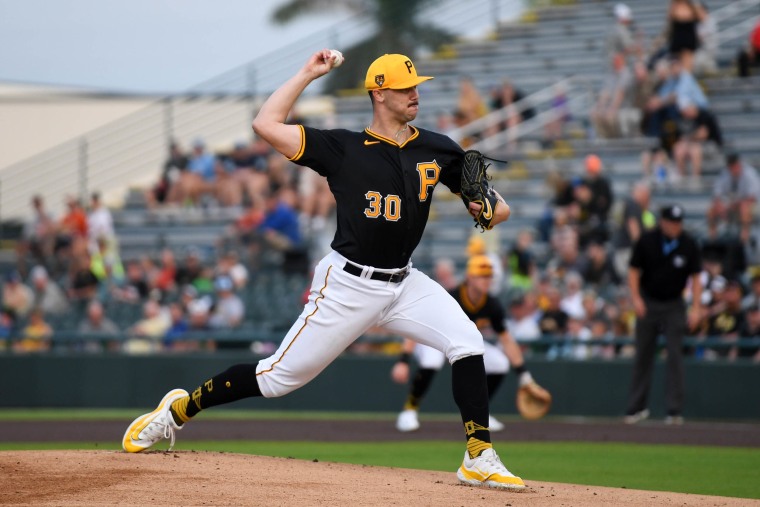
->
<box><xmin>256</xmin><ymin>252</ymin><xmax>396</xmax><ymax>398</ymax></box>
<box><xmin>413</xmin><ymin>343</ymin><xmax>447</xmax><ymax>370</ymax></box>
<box><xmin>483</xmin><ymin>340</ymin><xmax>509</xmax><ymax>374</ymax></box>
<box><xmin>379</xmin><ymin>269</ymin><xmax>484</xmax><ymax>363</ymax></box>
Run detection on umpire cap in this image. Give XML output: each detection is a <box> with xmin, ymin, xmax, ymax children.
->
<box><xmin>365</xmin><ymin>54</ymin><xmax>433</xmax><ymax>90</ymax></box>
<box><xmin>660</xmin><ymin>204</ymin><xmax>684</xmax><ymax>222</ymax></box>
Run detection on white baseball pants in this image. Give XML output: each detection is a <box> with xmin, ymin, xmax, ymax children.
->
<box><xmin>413</xmin><ymin>341</ymin><xmax>509</xmax><ymax>374</ymax></box>
<box><xmin>255</xmin><ymin>250</ymin><xmax>485</xmax><ymax>398</ymax></box>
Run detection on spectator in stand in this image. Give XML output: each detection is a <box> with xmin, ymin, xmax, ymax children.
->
<box><xmin>456</xmin><ymin>76</ymin><xmax>488</xmax><ymax>126</ymax></box>
<box><xmin>174</xmin><ymin>138</ymin><xmax>217</xmax><ymax>206</ymax></box>
<box><xmin>175</xmin><ymin>248</ymin><xmax>204</xmax><ymax>288</ymax></box>
<box><xmin>693</xmin><ymin>1</ymin><xmax>718</xmax><ymax>76</ymax></box>
<box><xmin>14</xmin><ymin>308</ymin><xmax>52</xmax><ymax>353</ymax></box>
<box><xmin>739</xmin><ymin>303</ymin><xmax>760</xmax><ymax>362</ymax></box>
<box><xmin>640</xmin><ymin>59</ymin><xmax>680</xmax><ymax>181</ymax></box>
<box><xmin>0</xmin><ymin>310</ymin><xmax>14</xmax><ymax>349</ymax></box>
<box><xmin>112</xmin><ymin>259</ymin><xmax>150</xmax><ymax>303</ymax></box>
<box><xmin>297</xmin><ymin>160</ymin><xmax>336</xmax><ymax>243</ymax></box>
<box><xmin>547</xmin><ymin>214</ymin><xmax>583</xmax><ymax>280</ymax></box>
<box><xmin>706</xmin><ymin>153</ymin><xmax>760</xmax><ymax>244</ymax></box>
<box><xmin>578</xmin><ymin>154</ymin><xmax>614</xmax><ymax>244</ymax></box>
<box><xmin>54</xmin><ymin>196</ymin><xmax>88</xmax><ymax>267</ymax></box>
<box><xmin>90</xmin><ymin>237</ymin><xmax>125</xmax><ymax>299</ymax></box>
<box><xmin>612</xmin><ymin>181</ymin><xmax>656</xmax><ymax>278</ymax></box>
<box><xmin>560</xmin><ymin>271</ymin><xmax>585</xmax><ymax>320</ymax></box>
<box><xmin>547</xmin><ymin>315</ymin><xmax>591</xmax><ymax>361</ymax></box>
<box><xmin>489</xmin><ymin>79</ymin><xmax>535</xmax><ymax>135</ymax></box>
<box><xmin>87</xmin><ymin>192</ymin><xmax>115</xmax><ymax>253</ymax></box>
<box><xmin>213</xmin><ymin>157</ymin><xmax>242</xmax><ymax>208</ymax></box>
<box><xmin>580</xmin><ymin>240</ymin><xmax>621</xmax><ymax>290</ymax></box>
<box><xmin>505</xmin><ymin>294</ymin><xmax>541</xmax><ymax>348</ymax></box>
<box><xmin>259</xmin><ymin>186</ymin><xmax>303</xmax><ymax>254</ymax></box>
<box><xmin>433</xmin><ymin>257</ymin><xmax>458</xmax><ymax>291</ymax></box>
<box><xmin>741</xmin><ymin>271</ymin><xmax>760</xmax><ymax>311</ymax></box>
<box><xmin>67</xmin><ymin>253</ymin><xmax>99</xmax><ymax>304</ymax></box>
<box><xmin>544</xmin><ymin>83</ymin><xmax>571</xmax><ymax>146</ymax></box>
<box><xmin>216</xmin><ymin>251</ymin><xmax>249</xmax><ymax>290</ymax></box>
<box><xmin>538</xmin><ymin>286</ymin><xmax>569</xmax><ymax>339</ymax></box>
<box><xmin>77</xmin><ymin>299</ymin><xmax>120</xmax><ymax>352</ymax></box>
<box><xmin>29</xmin><ymin>265</ymin><xmax>68</xmax><ymax>316</ymax></box>
<box><xmin>673</xmin><ymin>100</ymin><xmax>723</xmax><ymax>184</ymax></box>
<box><xmin>591</xmin><ymin>53</ymin><xmax>634</xmax><ymax>138</ymax></box>
<box><xmin>154</xmin><ymin>249</ymin><xmax>178</xmax><ymax>295</ymax></box>
<box><xmin>151</xmin><ymin>141</ymin><xmax>189</xmax><ymax>206</ymax></box>
<box><xmin>737</xmin><ymin>18</ymin><xmax>760</xmax><ymax>77</ymax></box>
<box><xmin>606</xmin><ymin>4</ymin><xmax>638</xmax><ymax>64</ymax></box>
<box><xmin>667</xmin><ymin>0</ymin><xmax>707</xmax><ymax>72</ymax></box>
<box><xmin>506</xmin><ymin>230</ymin><xmax>537</xmax><ymax>292</ymax></box>
<box><xmin>229</xmin><ymin>139</ymin><xmax>271</xmax><ymax>212</ymax></box>
<box><xmin>124</xmin><ymin>299</ymin><xmax>171</xmax><ymax>353</ymax></box>
<box><xmin>163</xmin><ymin>302</ymin><xmax>196</xmax><ymax>351</ymax></box>
<box><xmin>17</xmin><ymin>195</ymin><xmax>56</xmax><ymax>273</ymax></box>
<box><xmin>2</xmin><ymin>270</ymin><xmax>33</xmax><ymax>319</ymax></box>
<box><xmin>208</xmin><ymin>276</ymin><xmax>244</xmax><ymax>329</ymax></box>
<box><xmin>704</xmin><ymin>279</ymin><xmax>745</xmax><ymax>360</ymax></box>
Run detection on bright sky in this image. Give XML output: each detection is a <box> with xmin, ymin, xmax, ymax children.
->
<box><xmin>0</xmin><ymin>0</ymin><xmax>520</xmax><ymax>94</ymax></box>
<box><xmin>0</xmin><ymin>0</ymin><xmax>354</xmax><ymax>93</ymax></box>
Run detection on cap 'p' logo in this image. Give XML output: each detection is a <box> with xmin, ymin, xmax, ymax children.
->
<box><xmin>405</xmin><ymin>60</ymin><xmax>413</xmax><ymax>73</ymax></box>
<box><xmin>375</xmin><ymin>74</ymin><xmax>385</xmax><ymax>87</ymax></box>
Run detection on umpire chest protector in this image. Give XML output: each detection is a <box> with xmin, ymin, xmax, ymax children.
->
<box><xmin>290</xmin><ymin>125</ymin><xmax>464</xmax><ymax>268</ymax></box>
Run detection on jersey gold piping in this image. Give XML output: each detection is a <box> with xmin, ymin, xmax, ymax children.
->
<box><xmin>459</xmin><ymin>284</ymin><xmax>487</xmax><ymax>315</ymax></box>
<box><xmin>364</xmin><ymin>126</ymin><xmax>419</xmax><ymax>148</ymax></box>
<box><xmin>256</xmin><ymin>265</ymin><xmax>332</xmax><ymax>377</ymax></box>
<box><xmin>288</xmin><ymin>124</ymin><xmax>306</xmax><ymax>161</ymax></box>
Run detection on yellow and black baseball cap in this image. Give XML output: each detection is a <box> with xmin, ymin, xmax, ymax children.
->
<box><xmin>466</xmin><ymin>255</ymin><xmax>494</xmax><ymax>277</ymax></box>
<box><xmin>365</xmin><ymin>54</ymin><xmax>434</xmax><ymax>90</ymax></box>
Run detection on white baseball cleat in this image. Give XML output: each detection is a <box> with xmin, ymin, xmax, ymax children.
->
<box><xmin>488</xmin><ymin>415</ymin><xmax>505</xmax><ymax>432</ymax></box>
<box><xmin>122</xmin><ymin>388</ymin><xmax>188</xmax><ymax>453</ymax></box>
<box><xmin>457</xmin><ymin>448</ymin><xmax>526</xmax><ymax>490</ymax></box>
<box><xmin>396</xmin><ymin>409</ymin><xmax>420</xmax><ymax>432</ymax></box>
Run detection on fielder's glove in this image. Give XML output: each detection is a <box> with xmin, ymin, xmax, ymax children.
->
<box><xmin>460</xmin><ymin>150</ymin><xmax>500</xmax><ymax>232</ymax></box>
<box><xmin>516</xmin><ymin>375</ymin><xmax>552</xmax><ymax>421</ymax></box>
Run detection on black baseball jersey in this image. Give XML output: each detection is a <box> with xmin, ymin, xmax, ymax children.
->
<box><xmin>290</xmin><ymin>125</ymin><xmax>464</xmax><ymax>268</ymax></box>
<box><xmin>629</xmin><ymin>228</ymin><xmax>701</xmax><ymax>301</ymax></box>
<box><xmin>449</xmin><ymin>283</ymin><xmax>507</xmax><ymax>334</ymax></box>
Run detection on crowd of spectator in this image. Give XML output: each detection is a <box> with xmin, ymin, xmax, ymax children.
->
<box><xmin>2</xmin><ymin>2</ymin><xmax>759</xmax><ymax>364</ymax></box>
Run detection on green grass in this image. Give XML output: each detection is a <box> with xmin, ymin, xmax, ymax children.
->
<box><xmin>2</xmin><ymin>440</ymin><xmax>758</xmax><ymax>499</ymax></box>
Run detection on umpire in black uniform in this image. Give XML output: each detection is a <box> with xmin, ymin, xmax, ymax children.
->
<box><xmin>624</xmin><ymin>204</ymin><xmax>702</xmax><ymax>425</ymax></box>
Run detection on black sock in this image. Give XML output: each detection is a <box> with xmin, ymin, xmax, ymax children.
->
<box><xmin>403</xmin><ymin>368</ymin><xmax>437</xmax><ymax>410</ymax></box>
<box><xmin>171</xmin><ymin>364</ymin><xmax>262</xmax><ymax>424</ymax></box>
<box><xmin>486</xmin><ymin>374</ymin><xmax>505</xmax><ymax>400</ymax></box>
<box><xmin>452</xmin><ymin>355</ymin><xmax>491</xmax><ymax>457</ymax></box>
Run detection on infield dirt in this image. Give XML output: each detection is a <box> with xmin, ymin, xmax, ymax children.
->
<box><xmin>1</xmin><ymin>450</ymin><xmax>757</xmax><ymax>507</ymax></box>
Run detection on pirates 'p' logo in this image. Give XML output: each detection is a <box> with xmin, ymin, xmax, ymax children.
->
<box><xmin>375</xmin><ymin>74</ymin><xmax>385</xmax><ymax>87</ymax></box>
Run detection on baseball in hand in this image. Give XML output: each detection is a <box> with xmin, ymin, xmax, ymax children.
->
<box><xmin>328</xmin><ymin>49</ymin><xmax>344</xmax><ymax>67</ymax></box>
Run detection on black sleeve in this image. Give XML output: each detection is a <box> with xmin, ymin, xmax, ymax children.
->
<box><xmin>629</xmin><ymin>235</ymin><xmax>646</xmax><ymax>270</ymax></box>
<box><xmin>436</xmin><ymin>137</ymin><xmax>466</xmax><ymax>195</ymax></box>
<box><xmin>488</xmin><ymin>298</ymin><xmax>507</xmax><ymax>334</ymax></box>
<box><xmin>289</xmin><ymin>125</ymin><xmax>346</xmax><ymax>177</ymax></box>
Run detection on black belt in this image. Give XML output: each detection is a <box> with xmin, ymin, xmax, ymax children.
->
<box><xmin>343</xmin><ymin>262</ymin><xmax>410</xmax><ymax>283</ymax></box>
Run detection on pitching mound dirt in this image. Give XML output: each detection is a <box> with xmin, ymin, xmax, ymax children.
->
<box><xmin>0</xmin><ymin>451</ymin><xmax>754</xmax><ymax>506</ymax></box>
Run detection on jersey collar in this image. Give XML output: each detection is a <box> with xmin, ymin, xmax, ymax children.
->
<box><xmin>459</xmin><ymin>283</ymin><xmax>487</xmax><ymax>314</ymax></box>
<box><xmin>364</xmin><ymin>126</ymin><xmax>419</xmax><ymax>148</ymax></box>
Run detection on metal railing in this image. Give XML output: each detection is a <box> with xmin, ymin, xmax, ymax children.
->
<box><xmin>0</xmin><ymin>0</ymin><xmax>518</xmax><ymax>222</ymax></box>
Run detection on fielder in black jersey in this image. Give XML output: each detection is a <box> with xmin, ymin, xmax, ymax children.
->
<box><xmin>122</xmin><ymin>50</ymin><xmax>525</xmax><ymax>490</ymax></box>
<box><xmin>392</xmin><ymin>255</ymin><xmax>540</xmax><ymax>433</ymax></box>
